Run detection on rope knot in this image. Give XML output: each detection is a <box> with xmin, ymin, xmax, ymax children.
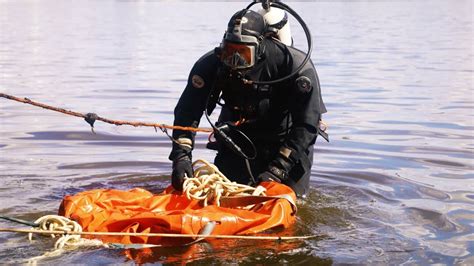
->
<box><xmin>28</xmin><ymin>215</ymin><xmax>83</xmax><ymax>250</ymax></box>
<box><xmin>84</xmin><ymin>113</ymin><xmax>98</xmax><ymax>128</ymax></box>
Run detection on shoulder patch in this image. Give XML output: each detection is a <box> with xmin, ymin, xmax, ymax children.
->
<box><xmin>295</xmin><ymin>76</ymin><xmax>312</xmax><ymax>93</ymax></box>
<box><xmin>191</xmin><ymin>75</ymin><xmax>205</xmax><ymax>89</ymax></box>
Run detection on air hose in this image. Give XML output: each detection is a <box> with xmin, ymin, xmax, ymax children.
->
<box><xmin>241</xmin><ymin>0</ymin><xmax>313</xmax><ymax>85</ymax></box>
<box><xmin>205</xmin><ymin>0</ymin><xmax>313</xmax><ymax>183</ymax></box>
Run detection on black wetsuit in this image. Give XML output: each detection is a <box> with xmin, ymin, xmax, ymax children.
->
<box><xmin>169</xmin><ymin>39</ymin><xmax>326</xmax><ymax>197</ymax></box>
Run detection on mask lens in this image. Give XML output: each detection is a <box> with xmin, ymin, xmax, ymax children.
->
<box><xmin>221</xmin><ymin>41</ymin><xmax>255</xmax><ymax>69</ymax></box>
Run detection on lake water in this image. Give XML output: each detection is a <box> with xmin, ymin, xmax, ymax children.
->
<box><xmin>0</xmin><ymin>0</ymin><xmax>473</xmax><ymax>264</ymax></box>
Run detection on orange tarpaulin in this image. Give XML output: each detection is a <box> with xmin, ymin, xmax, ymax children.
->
<box><xmin>58</xmin><ymin>181</ymin><xmax>297</xmax><ymax>246</ymax></box>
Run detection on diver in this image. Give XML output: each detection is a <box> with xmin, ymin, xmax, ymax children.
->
<box><xmin>168</xmin><ymin>3</ymin><xmax>327</xmax><ymax>197</ymax></box>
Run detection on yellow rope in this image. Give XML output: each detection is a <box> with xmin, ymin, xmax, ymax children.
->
<box><xmin>183</xmin><ymin>159</ymin><xmax>266</xmax><ymax>207</ymax></box>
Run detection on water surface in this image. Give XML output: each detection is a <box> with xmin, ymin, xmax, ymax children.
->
<box><xmin>0</xmin><ymin>1</ymin><xmax>473</xmax><ymax>264</ymax></box>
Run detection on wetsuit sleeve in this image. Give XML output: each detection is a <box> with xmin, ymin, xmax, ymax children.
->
<box><xmin>283</xmin><ymin>60</ymin><xmax>326</xmax><ymax>164</ymax></box>
<box><xmin>168</xmin><ymin>51</ymin><xmax>218</xmax><ymax>161</ymax></box>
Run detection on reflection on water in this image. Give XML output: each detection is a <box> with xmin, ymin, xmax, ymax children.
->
<box><xmin>0</xmin><ymin>0</ymin><xmax>473</xmax><ymax>264</ymax></box>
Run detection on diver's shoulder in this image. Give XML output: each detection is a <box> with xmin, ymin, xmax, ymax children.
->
<box><xmin>190</xmin><ymin>50</ymin><xmax>220</xmax><ymax>75</ymax></box>
<box><xmin>286</xmin><ymin>46</ymin><xmax>312</xmax><ymax>62</ymax></box>
<box><xmin>195</xmin><ymin>50</ymin><xmax>220</xmax><ymax>66</ymax></box>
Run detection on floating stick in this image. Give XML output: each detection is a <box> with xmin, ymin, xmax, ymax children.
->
<box><xmin>0</xmin><ymin>228</ymin><xmax>321</xmax><ymax>241</ymax></box>
<box><xmin>0</xmin><ymin>92</ymin><xmax>212</xmax><ymax>133</ymax></box>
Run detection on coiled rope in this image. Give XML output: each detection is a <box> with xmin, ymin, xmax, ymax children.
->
<box><xmin>24</xmin><ymin>215</ymin><xmax>105</xmax><ymax>265</ymax></box>
<box><xmin>183</xmin><ymin>159</ymin><xmax>266</xmax><ymax>207</ymax></box>
<box><xmin>27</xmin><ymin>215</ymin><xmax>90</xmax><ymax>250</ymax></box>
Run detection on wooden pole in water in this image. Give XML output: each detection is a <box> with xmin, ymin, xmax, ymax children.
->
<box><xmin>0</xmin><ymin>228</ymin><xmax>321</xmax><ymax>241</ymax></box>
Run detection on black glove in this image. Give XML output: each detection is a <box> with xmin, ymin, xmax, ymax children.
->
<box><xmin>171</xmin><ymin>155</ymin><xmax>193</xmax><ymax>191</ymax></box>
<box><xmin>257</xmin><ymin>168</ymin><xmax>283</xmax><ymax>183</ymax></box>
<box><xmin>257</xmin><ymin>152</ymin><xmax>295</xmax><ymax>184</ymax></box>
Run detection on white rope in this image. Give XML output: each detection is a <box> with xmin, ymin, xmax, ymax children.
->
<box><xmin>28</xmin><ymin>215</ymin><xmax>85</xmax><ymax>249</ymax></box>
<box><xmin>26</xmin><ymin>215</ymin><xmax>104</xmax><ymax>265</ymax></box>
<box><xmin>183</xmin><ymin>159</ymin><xmax>266</xmax><ymax>207</ymax></box>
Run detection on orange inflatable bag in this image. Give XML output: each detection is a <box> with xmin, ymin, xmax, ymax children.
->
<box><xmin>59</xmin><ymin>180</ymin><xmax>297</xmax><ymax>246</ymax></box>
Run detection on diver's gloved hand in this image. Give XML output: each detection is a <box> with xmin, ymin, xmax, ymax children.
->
<box><xmin>171</xmin><ymin>155</ymin><xmax>193</xmax><ymax>191</ymax></box>
<box><xmin>257</xmin><ymin>169</ymin><xmax>283</xmax><ymax>183</ymax></box>
<box><xmin>257</xmin><ymin>152</ymin><xmax>295</xmax><ymax>184</ymax></box>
